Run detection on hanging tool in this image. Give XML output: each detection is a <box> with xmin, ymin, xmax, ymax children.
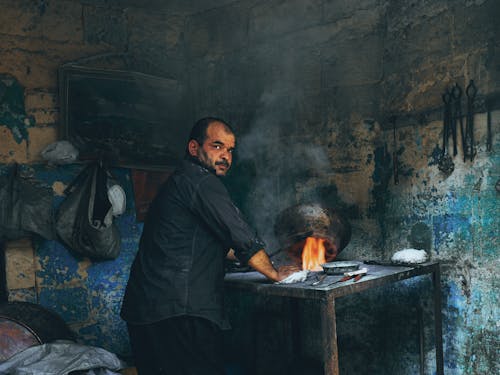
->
<box><xmin>451</xmin><ymin>83</ymin><xmax>463</xmax><ymax>157</ymax></box>
<box><xmin>438</xmin><ymin>89</ymin><xmax>455</xmax><ymax>174</ymax></box>
<box><xmin>486</xmin><ymin>98</ymin><xmax>492</xmax><ymax>152</ymax></box>
<box><xmin>465</xmin><ymin>80</ymin><xmax>477</xmax><ymax>161</ymax></box>
<box><xmin>391</xmin><ymin>116</ymin><xmax>399</xmax><ymax>185</ymax></box>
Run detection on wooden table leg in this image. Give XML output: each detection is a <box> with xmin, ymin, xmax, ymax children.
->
<box><xmin>433</xmin><ymin>265</ymin><xmax>444</xmax><ymax>375</ymax></box>
<box><xmin>320</xmin><ymin>296</ymin><xmax>339</xmax><ymax>375</ymax></box>
<box><xmin>290</xmin><ymin>299</ymin><xmax>301</xmax><ymax>363</ymax></box>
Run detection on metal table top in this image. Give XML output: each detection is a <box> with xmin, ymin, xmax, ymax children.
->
<box><xmin>224</xmin><ymin>261</ymin><xmax>440</xmax><ymax>300</ymax></box>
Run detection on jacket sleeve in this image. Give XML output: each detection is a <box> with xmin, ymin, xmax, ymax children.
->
<box><xmin>189</xmin><ymin>174</ymin><xmax>265</xmax><ymax>264</ymax></box>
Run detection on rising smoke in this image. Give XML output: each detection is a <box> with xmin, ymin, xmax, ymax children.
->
<box><xmin>235</xmin><ymin>86</ymin><xmax>330</xmax><ymax>252</ymax></box>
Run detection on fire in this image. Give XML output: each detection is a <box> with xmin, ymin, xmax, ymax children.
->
<box><xmin>301</xmin><ymin>237</ymin><xmax>327</xmax><ymax>271</ymax></box>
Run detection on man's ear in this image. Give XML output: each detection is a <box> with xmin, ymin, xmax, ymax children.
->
<box><xmin>188</xmin><ymin>139</ymin><xmax>200</xmax><ymax>157</ymax></box>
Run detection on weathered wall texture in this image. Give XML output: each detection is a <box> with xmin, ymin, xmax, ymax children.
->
<box><xmin>183</xmin><ymin>1</ymin><xmax>499</xmax><ymax>373</ymax></box>
<box><xmin>0</xmin><ymin>0</ymin><xmax>498</xmax><ymax>374</ymax></box>
<box><xmin>0</xmin><ymin>0</ymin><xmax>192</xmax><ymax>360</ymax></box>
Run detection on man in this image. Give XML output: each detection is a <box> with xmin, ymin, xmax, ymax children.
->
<box><xmin>121</xmin><ymin>117</ymin><xmax>296</xmax><ymax>374</ymax></box>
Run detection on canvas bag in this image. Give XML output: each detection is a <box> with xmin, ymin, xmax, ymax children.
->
<box><xmin>0</xmin><ymin>164</ymin><xmax>55</xmax><ymax>241</ymax></box>
<box><xmin>55</xmin><ymin>162</ymin><xmax>121</xmax><ymax>260</ymax></box>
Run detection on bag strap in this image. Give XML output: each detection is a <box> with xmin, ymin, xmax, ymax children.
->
<box><xmin>63</xmin><ymin>163</ymin><xmax>95</xmax><ymax>195</ymax></box>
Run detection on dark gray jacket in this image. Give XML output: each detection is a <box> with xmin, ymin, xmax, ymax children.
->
<box><xmin>120</xmin><ymin>158</ymin><xmax>264</xmax><ymax>328</ymax></box>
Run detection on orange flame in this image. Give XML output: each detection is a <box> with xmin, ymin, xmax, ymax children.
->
<box><xmin>301</xmin><ymin>237</ymin><xmax>327</xmax><ymax>271</ymax></box>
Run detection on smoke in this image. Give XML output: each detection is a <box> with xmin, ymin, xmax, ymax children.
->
<box><xmin>235</xmin><ymin>86</ymin><xmax>330</xmax><ymax>252</ymax></box>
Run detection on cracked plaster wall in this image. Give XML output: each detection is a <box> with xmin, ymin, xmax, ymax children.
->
<box><xmin>184</xmin><ymin>1</ymin><xmax>499</xmax><ymax>374</ymax></box>
<box><xmin>0</xmin><ymin>0</ymin><xmax>498</xmax><ymax>373</ymax></box>
<box><xmin>0</xmin><ymin>0</ymin><xmax>191</xmax><ymax>360</ymax></box>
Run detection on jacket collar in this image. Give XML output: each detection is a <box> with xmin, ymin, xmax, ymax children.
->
<box><xmin>184</xmin><ymin>155</ymin><xmax>218</xmax><ymax>176</ymax></box>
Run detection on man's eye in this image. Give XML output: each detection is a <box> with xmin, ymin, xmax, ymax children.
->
<box><xmin>214</xmin><ymin>145</ymin><xmax>221</xmax><ymax>149</ymax></box>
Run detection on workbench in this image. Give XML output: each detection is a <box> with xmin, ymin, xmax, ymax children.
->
<box><xmin>224</xmin><ymin>261</ymin><xmax>444</xmax><ymax>375</ymax></box>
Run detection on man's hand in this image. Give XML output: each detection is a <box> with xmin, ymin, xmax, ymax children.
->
<box><xmin>226</xmin><ymin>248</ymin><xmax>238</xmax><ymax>261</ymax></box>
<box><xmin>276</xmin><ymin>264</ymin><xmax>301</xmax><ymax>281</ymax></box>
<box><xmin>248</xmin><ymin>249</ymin><xmax>301</xmax><ymax>282</ymax></box>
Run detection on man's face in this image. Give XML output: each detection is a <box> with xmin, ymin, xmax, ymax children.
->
<box><xmin>189</xmin><ymin>122</ymin><xmax>236</xmax><ymax>176</ymax></box>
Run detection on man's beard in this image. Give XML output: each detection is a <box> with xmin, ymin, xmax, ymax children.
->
<box><xmin>215</xmin><ymin>160</ymin><xmax>229</xmax><ymax>168</ymax></box>
<box><xmin>197</xmin><ymin>148</ymin><xmax>229</xmax><ymax>175</ymax></box>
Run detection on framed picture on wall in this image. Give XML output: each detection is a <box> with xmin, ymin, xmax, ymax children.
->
<box><xmin>58</xmin><ymin>65</ymin><xmax>188</xmax><ymax>170</ymax></box>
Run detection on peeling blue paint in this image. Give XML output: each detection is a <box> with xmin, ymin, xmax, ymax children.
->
<box><xmin>432</xmin><ymin>214</ymin><xmax>472</xmax><ymax>250</ymax></box>
<box><xmin>20</xmin><ymin>163</ymin><xmax>141</xmax><ymax>357</ymax></box>
<box><xmin>38</xmin><ymin>287</ymin><xmax>90</xmax><ymax>324</ymax></box>
<box><xmin>0</xmin><ymin>74</ymin><xmax>35</xmax><ymax>143</ymax></box>
<box><xmin>37</xmin><ymin>241</ymin><xmax>82</xmax><ymax>285</ymax></box>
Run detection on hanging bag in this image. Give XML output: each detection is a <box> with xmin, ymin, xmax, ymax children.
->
<box><xmin>0</xmin><ymin>164</ymin><xmax>55</xmax><ymax>241</ymax></box>
<box><xmin>55</xmin><ymin>162</ymin><xmax>121</xmax><ymax>260</ymax></box>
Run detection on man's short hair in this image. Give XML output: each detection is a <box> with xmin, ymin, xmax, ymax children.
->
<box><xmin>188</xmin><ymin>117</ymin><xmax>234</xmax><ymax>146</ymax></box>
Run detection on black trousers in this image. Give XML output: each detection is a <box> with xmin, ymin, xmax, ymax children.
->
<box><xmin>127</xmin><ymin>316</ymin><xmax>225</xmax><ymax>375</ymax></box>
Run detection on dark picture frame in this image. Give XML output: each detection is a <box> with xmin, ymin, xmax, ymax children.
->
<box><xmin>58</xmin><ymin>65</ymin><xmax>188</xmax><ymax>170</ymax></box>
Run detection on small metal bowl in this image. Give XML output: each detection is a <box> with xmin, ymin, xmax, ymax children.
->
<box><xmin>321</xmin><ymin>261</ymin><xmax>359</xmax><ymax>275</ymax></box>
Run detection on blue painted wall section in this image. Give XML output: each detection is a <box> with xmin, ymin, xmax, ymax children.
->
<box><xmin>3</xmin><ymin>163</ymin><xmax>141</xmax><ymax>359</ymax></box>
<box><xmin>372</xmin><ymin>116</ymin><xmax>500</xmax><ymax>374</ymax></box>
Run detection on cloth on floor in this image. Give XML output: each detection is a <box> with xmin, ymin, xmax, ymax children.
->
<box><xmin>391</xmin><ymin>248</ymin><xmax>428</xmax><ymax>264</ymax></box>
<box><xmin>276</xmin><ymin>270</ymin><xmax>309</xmax><ymax>284</ymax></box>
<box><xmin>0</xmin><ymin>340</ymin><xmax>126</xmax><ymax>375</ymax></box>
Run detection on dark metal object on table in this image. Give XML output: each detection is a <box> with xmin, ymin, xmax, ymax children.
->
<box><xmin>273</xmin><ymin>203</ymin><xmax>352</xmax><ymax>261</ymax></box>
<box><xmin>363</xmin><ymin>259</ymin><xmax>425</xmax><ymax>268</ymax></box>
<box><xmin>464</xmin><ymin>80</ymin><xmax>477</xmax><ymax>161</ymax></box>
<box><xmin>324</xmin><ymin>272</ymin><xmax>366</xmax><ymax>287</ymax></box>
<box><xmin>321</xmin><ymin>261</ymin><xmax>360</xmax><ymax>275</ymax></box>
<box><xmin>311</xmin><ymin>273</ymin><xmax>328</xmax><ymax>286</ymax></box>
<box><xmin>312</xmin><ymin>262</ymin><xmax>362</xmax><ymax>285</ymax></box>
<box><xmin>438</xmin><ymin>89</ymin><xmax>455</xmax><ymax>174</ymax></box>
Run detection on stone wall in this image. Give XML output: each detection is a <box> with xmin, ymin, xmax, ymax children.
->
<box><xmin>0</xmin><ymin>0</ymin><xmax>498</xmax><ymax>374</ymax></box>
<box><xmin>182</xmin><ymin>1</ymin><xmax>500</xmax><ymax>373</ymax></box>
<box><xmin>0</xmin><ymin>0</ymin><xmax>192</xmax><ymax>361</ymax></box>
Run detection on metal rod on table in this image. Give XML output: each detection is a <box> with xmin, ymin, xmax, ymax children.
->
<box><xmin>320</xmin><ymin>296</ymin><xmax>339</xmax><ymax>375</ymax></box>
<box><xmin>432</xmin><ymin>264</ymin><xmax>444</xmax><ymax>375</ymax></box>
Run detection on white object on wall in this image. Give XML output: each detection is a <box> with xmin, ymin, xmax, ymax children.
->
<box><xmin>107</xmin><ymin>184</ymin><xmax>126</xmax><ymax>216</ymax></box>
<box><xmin>41</xmin><ymin>141</ymin><xmax>79</xmax><ymax>164</ymax></box>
